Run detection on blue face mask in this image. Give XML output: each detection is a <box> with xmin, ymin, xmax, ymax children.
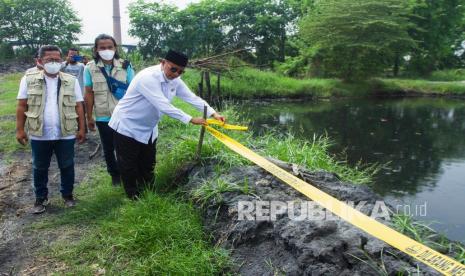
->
<box><xmin>71</xmin><ymin>55</ymin><xmax>83</xmax><ymax>62</ymax></box>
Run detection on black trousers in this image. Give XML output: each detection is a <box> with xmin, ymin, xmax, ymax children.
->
<box><xmin>114</xmin><ymin>131</ymin><xmax>157</xmax><ymax>199</ymax></box>
<box><xmin>96</xmin><ymin>121</ymin><xmax>120</xmax><ymax>178</ymax></box>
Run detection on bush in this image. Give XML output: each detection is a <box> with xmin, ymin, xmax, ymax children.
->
<box><xmin>124</xmin><ymin>50</ymin><xmax>157</xmax><ymax>72</ymax></box>
<box><xmin>14</xmin><ymin>47</ymin><xmax>35</xmax><ymax>62</ymax></box>
<box><xmin>428</xmin><ymin>69</ymin><xmax>465</xmax><ymax>82</ymax></box>
<box><xmin>273</xmin><ymin>55</ymin><xmax>310</xmax><ymax>78</ymax></box>
<box><xmin>0</xmin><ymin>42</ymin><xmax>15</xmax><ymax>61</ymax></box>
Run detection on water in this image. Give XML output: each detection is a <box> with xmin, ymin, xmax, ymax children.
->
<box><xmin>237</xmin><ymin>97</ymin><xmax>465</xmax><ymax>243</ymax></box>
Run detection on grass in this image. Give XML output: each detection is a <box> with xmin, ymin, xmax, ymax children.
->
<box><xmin>378</xmin><ymin>78</ymin><xmax>465</xmax><ymax>95</ymax></box>
<box><xmin>182</xmin><ymin>67</ymin><xmax>368</xmax><ymax>99</ymax></box>
<box><xmin>348</xmin><ymin>249</ymin><xmax>390</xmax><ymax>276</ymax></box>
<box><xmin>264</xmin><ymin>258</ymin><xmax>286</xmax><ymax>276</ymax></box>
<box><xmin>182</xmin><ymin>67</ymin><xmax>465</xmax><ymax>99</ymax></box>
<box><xmin>0</xmin><ymin>73</ymin><xmax>28</xmax><ymax>154</ymax></box>
<box><xmin>252</xmin><ymin>132</ymin><xmax>379</xmax><ymax>184</ymax></box>
<box><xmin>32</xmin><ymin>167</ymin><xmax>231</xmax><ymax>275</ymax></box>
<box><xmin>0</xmin><ymin>72</ymin><xmax>232</xmax><ymax>273</ymax></box>
<box><xmin>27</xmin><ymin>96</ymin><xmax>378</xmax><ymax>274</ymax></box>
<box><xmin>3</xmin><ymin>67</ymin><xmax>455</xmax><ymax>273</ymax></box>
<box><xmin>348</xmin><ymin>248</ymin><xmax>422</xmax><ymax>276</ymax></box>
<box><xmin>455</xmin><ymin>244</ymin><xmax>465</xmax><ymax>264</ymax></box>
<box><xmin>343</xmin><ymin>212</ymin><xmax>465</xmax><ymax>275</ymax></box>
<box><xmin>0</xmin><ymin>73</ymin><xmax>22</xmax><ymax>116</ymax></box>
<box><xmin>191</xmin><ymin>177</ymin><xmax>252</xmax><ymax>208</ymax></box>
<box><xmin>391</xmin><ymin>213</ymin><xmax>465</xmax><ymax>264</ymax></box>
<box><xmin>391</xmin><ymin>214</ymin><xmax>443</xmax><ymax>248</ymax></box>
<box><xmin>428</xmin><ymin>69</ymin><xmax>465</xmax><ymax>82</ymax></box>
<box><xmin>0</xmin><ymin>120</ymin><xmax>25</xmax><ymax>154</ymax></box>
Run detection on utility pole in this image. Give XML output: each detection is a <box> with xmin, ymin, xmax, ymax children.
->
<box><xmin>113</xmin><ymin>0</ymin><xmax>122</xmax><ymax>45</ymax></box>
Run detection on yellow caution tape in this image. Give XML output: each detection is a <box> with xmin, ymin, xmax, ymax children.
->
<box><xmin>206</xmin><ymin>119</ymin><xmax>248</xmax><ymax>131</ymax></box>
<box><xmin>205</xmin><ymin>125</ymin><xmax>465</xmax><ymax>276</ymax></box>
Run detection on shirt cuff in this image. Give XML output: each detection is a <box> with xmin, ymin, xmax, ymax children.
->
<box><xmin>180</xmin><ymin>114</ymin><xmax>192</xmax><ymax>124</ymax></box>
<box><xmin>206</xmin><ymin>106</ymin><xmax>216</xmax><ymax>118</ymax></box>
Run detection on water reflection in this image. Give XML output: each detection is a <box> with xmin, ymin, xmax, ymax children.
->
<box><xmin>238</xmin><ymin>97</ymin><xmax>465</xmax><ymax>242</ymax></box>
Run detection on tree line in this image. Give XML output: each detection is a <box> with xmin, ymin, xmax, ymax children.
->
<box><xmin>128</xmin><ymin>0</ymin><xmax>465</xmax><ymax>80</ymax></box>
<box><xmin>0</xmin><ymin>0</ymin><xmax>81</xmax><ymax>59</ymax></box>
<box><xmin>1</xmin><ymin>0</ymin><xmax>464</xmax><ymax>81</ymax></box>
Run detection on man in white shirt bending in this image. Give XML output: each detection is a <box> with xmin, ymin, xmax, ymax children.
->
<box><xmin>109</xmin><ymin>50</ymin><xmax>225</xmax><ymax>199</ymax></box>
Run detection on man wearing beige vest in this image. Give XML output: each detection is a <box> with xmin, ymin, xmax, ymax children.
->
<box><xmin>16</xmin><ymin>45</ymin><xmax>86</xmax><ymax>214</ymax></box>
<box><xmin>84</xmin><ymin>34</ymin><xmax>135</xmax><ymax>185</ymax></box>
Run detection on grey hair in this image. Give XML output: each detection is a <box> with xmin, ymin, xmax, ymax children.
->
<box><xmin>38</xmin><ymin>45</ymin><xmax>62</xmax><ymax>58</ymax></box>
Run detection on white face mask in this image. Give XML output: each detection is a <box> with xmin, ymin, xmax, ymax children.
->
<box><xmin>161</xmin><ymin>70</ymin><xmax>173</xmax><ymax>82</ymax></box>
<box><xmin>98</xmin><ymin>50</ymin><xmax>115</xmax><ymax>61</ymax></box>
<box><xmin>43</xmin><ymin>62</ymin><xmax>62</xmax><ymax>75</ymax></box>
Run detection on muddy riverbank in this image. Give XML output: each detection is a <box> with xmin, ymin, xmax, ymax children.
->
<box><xmin>183</xmin><ymin>159</ymin><xmax>459</xmax><ymax>275</ymax></box>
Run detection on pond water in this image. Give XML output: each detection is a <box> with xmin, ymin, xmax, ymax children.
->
<box><xmin>237</xmin><ymin>97</ymin><xmax>465</xmax><ymax>243</ymax></box>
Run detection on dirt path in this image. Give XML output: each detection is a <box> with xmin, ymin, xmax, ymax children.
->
<box><xmin>0</xmin><ymin>133</ymin><xmax>103</xmax><ymax>275</ymax></box>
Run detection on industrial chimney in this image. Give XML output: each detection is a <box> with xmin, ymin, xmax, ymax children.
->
<box><xmin>113</xmin><ymin>0</ymin><xmax>122</xmax><ymax>44</ymax></box>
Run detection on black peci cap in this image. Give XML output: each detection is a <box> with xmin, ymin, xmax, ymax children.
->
<box><xmin>165</xmin><ymin>49</ymin><xmax>188</xmax><ymax>67</ymax></box>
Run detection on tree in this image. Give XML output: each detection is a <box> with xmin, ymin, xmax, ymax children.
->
<box><xmin>0</xmin><ymin>0</ymin><xmax>81</xmax><ymax>51</ymax></box>
<box><xmin>0</xmin><ymin>42</ymin><xmax>14</xmax><ymax>61</ymax></box>
<box><xmin>218</xmin><ymin>0</ymin><xmax>298</xmax><ymax>65</ymax></box>
<box><xmin>300</xmin><ymin>0</ymin><xmax>416</xmax><ymax>81</ymax></box>
<box><xmin>176</xmin><ymin>0</ymin><xmax>226</xmax><ymax>57</ymax></box>
<box><xmin>128</xmin><ymin>0</ymin><xmax>300</xmax><ymax>65</ymax></box>
<box><xmin>407</xmin><ymin>0</ymin><xmax>465</xmax><ymax>74</ymax></box>
<box><xmin>129</xmin><ymin>0</ymin><xmax>227</xmax><ymax>58</ymax></box>
<box><xmin>128</xmin><ymin>0</ymin><xmax>180</xmax><ymax>58</ymax></box>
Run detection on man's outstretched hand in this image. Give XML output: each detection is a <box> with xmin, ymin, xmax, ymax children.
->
<box><xmin>212</xmin><ymin>112</ymin><xmax>225</xmax><ymax>123</ymax></box>
<box><xmin>190</xmin><ymin>113</ymin><xmax>226</xmax><ymax>126</ymax></box>
<box><xmin>190</xmin><ymin>117</ymin><xmax>207</xmax><ymax>125</ymax></box>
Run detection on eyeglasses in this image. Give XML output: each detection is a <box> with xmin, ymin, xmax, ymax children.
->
<box><xmin>42</xmin><ymin>58</ymin><xmax>62</xmax><ymax>63</ymax></box>
<box><xmin>168</xmin><ymin>63</ymin><xmax>185</xmax><ymax>75</ymax></box>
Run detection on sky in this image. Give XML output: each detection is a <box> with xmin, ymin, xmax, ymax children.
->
<box><xmin>68</xmin><ymin>0</ymin><xmax>199</xmax><ymax>45</ymax></box>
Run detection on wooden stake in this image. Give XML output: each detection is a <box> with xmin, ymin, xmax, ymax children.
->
<box><xmin>195</xmin><ymin>105</ymin><xmax>208</xmax><ymax>160</ymax></box>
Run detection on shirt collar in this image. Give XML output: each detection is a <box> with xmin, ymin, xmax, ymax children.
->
<box><xmin>44</xmin><ymin>74</ymin><xmax>58</xmax><ymax>81</ymax></box>
<box><xmin>97</xmin><ymin>58</ymin><xmax>121</xmax><ymax>68</ymax></box>
<box><xmin>162</xmin><ymin>71</ymin><xmax>173</xmax><ymax>83</ymax></box>
<box><xmin>154</xmin><ymin>64</ymin><xmax>171</xmax><ymax>84</ymax></box>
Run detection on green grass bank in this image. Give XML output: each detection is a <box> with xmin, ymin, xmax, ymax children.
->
<box><xmin>0</xmin><ymin>72</ymin><xmax>376</xmax><ymax>273</ymax></box>
<box><xmin>181</xmin><ymin>67</ymin><xmax>465</xmax><ymax>98</ymax></box>
<box><xmin>28</xmin><ymin>101</ymin><xmax>375</xmax><ymax>274</ymax></box>
<box><xmin>3</xmin><ymin>66</ymin><xmax>464</xmax><ymax>272</ymax></box>
<box><xmin>0</xmin><ymin>73</ymin><xmax>27</xmax><ymax>155</ymax></box>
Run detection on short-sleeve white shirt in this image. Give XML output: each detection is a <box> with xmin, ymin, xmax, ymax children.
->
<box><xmin>17</xmin><ymin>74</ymin><xmax>83</xmax><ymax>141</ymax></box>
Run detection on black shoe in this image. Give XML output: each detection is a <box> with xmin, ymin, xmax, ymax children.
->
<box><xmin>32</xmin><ymin>198</ymin><xmax>48</xmax><ymax>214</ymax></box>
<box><xmin>111</xmin><ymin>175</ymin><xmax>121</xmax><ymax>186</ymax></box>
<box><xmin>63</xmin><ymin>195</ymin><xmax>76</xmax><ymax>208</ymax></box>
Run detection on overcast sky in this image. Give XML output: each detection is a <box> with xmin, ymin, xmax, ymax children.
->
<box><xmin>68</xmin><ymin>0</ymin><xmax>199</xmax><ymax>45</ymax></box>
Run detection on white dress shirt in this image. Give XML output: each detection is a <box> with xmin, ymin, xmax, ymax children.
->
<box><xmin>17</xmin><ymin>74</ymin><xmax>83</xmax><ymax>140</ymax></box>
<box><xmin>109</xmin><ymin>64</ymin><xmax>216</xmax><ymax>144</ymax></box>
